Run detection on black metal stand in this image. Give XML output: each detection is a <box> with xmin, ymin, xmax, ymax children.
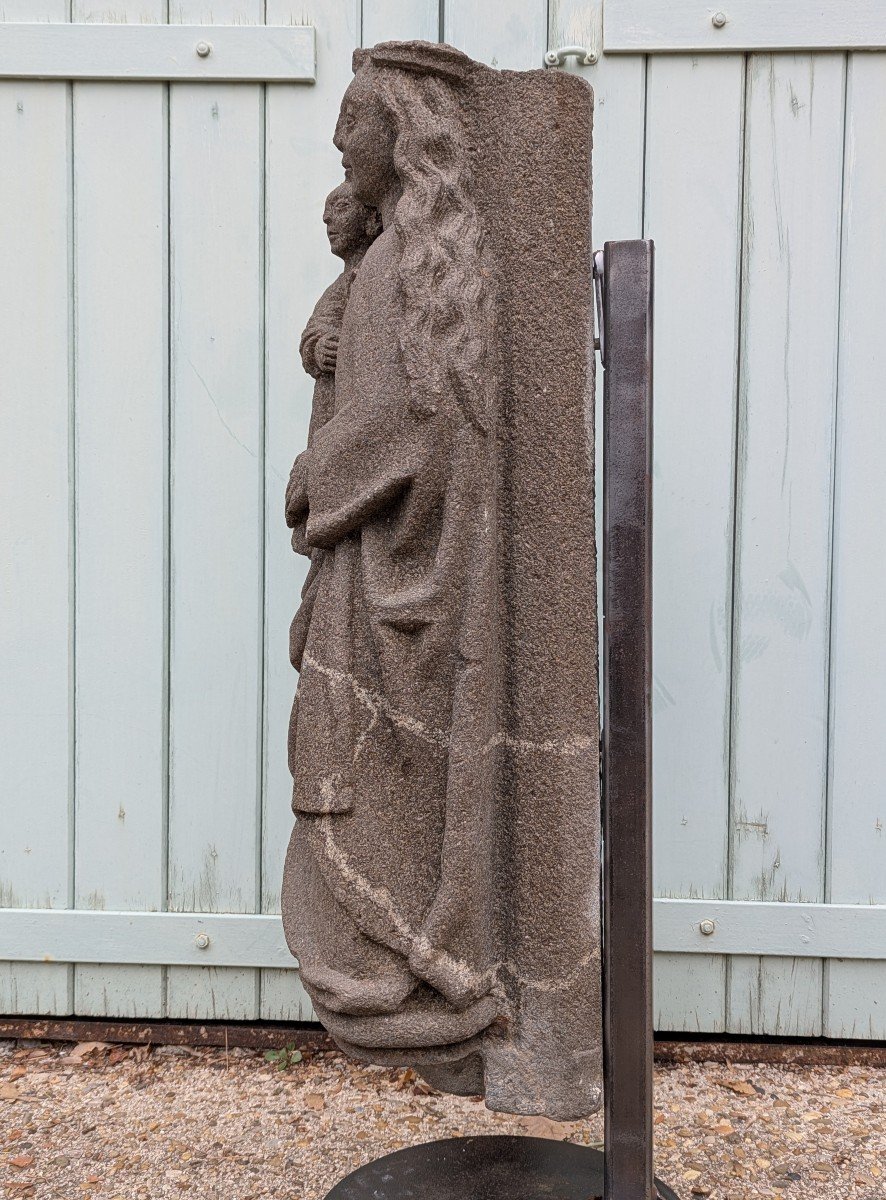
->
<box><xmin>324</xmin><ymin>1136</ymin><xmax>678</xmax><ymax>1200</ymax></box>
<box><xmin>322</xmin><ymin>241</ymin><xmax>673</xmax><ymax>1200</ymax></box>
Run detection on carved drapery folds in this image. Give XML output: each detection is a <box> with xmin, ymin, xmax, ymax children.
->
<box><xmin>282</xmin><ymin>41</ymin><xmax>600</xmax><ymax>1120</ymax></box>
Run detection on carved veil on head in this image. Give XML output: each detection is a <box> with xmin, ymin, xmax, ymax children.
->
<box><xmin>349</xmin><ymin>42</ymin><xmax>496</xmax><ymax>433</ymax></box>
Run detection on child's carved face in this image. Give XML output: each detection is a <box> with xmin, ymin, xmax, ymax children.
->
<box><xmin>323</xmin><ymin>182</ymin><xmax>375</xmax><ymax>259</ymax></box>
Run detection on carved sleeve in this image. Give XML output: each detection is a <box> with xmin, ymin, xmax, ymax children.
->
<box><xmin>299</xmin><ymin>394</ymin><xmax>431</xmax><ymax>549</ymax></box>
<box><xmin>299</xmin><ymin>275</ymin><xmax>349</xmax><ymax>378</ymax></box>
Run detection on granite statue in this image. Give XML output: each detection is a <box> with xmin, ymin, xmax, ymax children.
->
<box><xmin>289</xmin><ymin>181</ymin><xmax>381</xmax><ymax>649</ymax></box>
<box><xmin>282</xmin><ymin>40</ymin><xmax>600</xmax><ymax>1120</ymax></box>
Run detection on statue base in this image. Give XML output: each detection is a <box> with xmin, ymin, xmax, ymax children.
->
<box><xmin>322</xmin><ymin>1134</ymin><xmax>680</xmax><ymax>1199</ymax></box>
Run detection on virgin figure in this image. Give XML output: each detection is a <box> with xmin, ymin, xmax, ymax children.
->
<box><xmin>282</xmin><ymin>41</ymin><xmax>601</xmax><ymax>1120</ymax></box>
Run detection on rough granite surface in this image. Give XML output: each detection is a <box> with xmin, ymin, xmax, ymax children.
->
<box><xmin>282</xmin><ymin>41</ymin><xmax>599</xmax><ymax>1120</ymax></box>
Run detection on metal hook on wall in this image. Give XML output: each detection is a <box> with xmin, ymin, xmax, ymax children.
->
<box><xmin>544</xmin><ymin>44</ymin><xmax>598</xmax><ymax>68</ymax></box>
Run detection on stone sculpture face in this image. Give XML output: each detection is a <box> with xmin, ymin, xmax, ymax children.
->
<box><xmin>333</xmin><ymin>76</ymin><xmax>399</xmax><ymax>211</ymax></box>
<box><xmin>282</xmin><ymin>40</ymin><xmax>600</xmax><ymax>1122</ymax></box>
<box><xmin>322</xmin><ymin>182</ymin><xmax>377</xmax><ymax>260</ymax></box>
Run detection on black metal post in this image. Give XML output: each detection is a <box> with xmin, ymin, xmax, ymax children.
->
<box><xmin>601</xmin><ymin>240</ymin><xmax>656</xmax><ymax>1200</ymax></box>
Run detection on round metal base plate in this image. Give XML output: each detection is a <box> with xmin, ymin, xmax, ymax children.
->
<box><xmin>324</xmin><ymin>1135</ymin><xmax>679</xmax><ymax>1199</ymax></box>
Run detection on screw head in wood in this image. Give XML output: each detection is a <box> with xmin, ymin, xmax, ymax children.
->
<box><xmin>711</xmin><ymin>12</ymin><xmax>728</xmax><ymax>28</ymax></box>
<box><xmin>196</xmin><ymin>40</ymin><xmax>212</xmax><ymax>58</ymax></box>
<box><xmin>195</xmin><ymin>932</ymin><xmax>211</xmax><ymax>949</ymax></box>
<box><xmin>699</xmin><ymin>919</ymin><xmax>716</xmax><ymax>936</ymax></box>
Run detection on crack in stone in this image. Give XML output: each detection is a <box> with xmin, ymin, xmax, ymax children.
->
<box><xmin>303</xmin><ymin>653</ymin><xmax>450</xmax><ymax>749</ymax></box>
<box><xmin>315</xmin><ymin>816</ymin><xmax>599</xmax><ymax>1001</ymax></box>
<box><xmin>302</xmin><ymin>653</ymin><xmax>596</xmax><ymax>760</ymax></box>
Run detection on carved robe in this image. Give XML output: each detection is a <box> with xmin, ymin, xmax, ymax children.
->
<box><xmin>285</xmin><ymin>225</ymin><xmax>500</xmax><ymax>1046</ymax></box>
<box><xmin>283</xmin><ymin>43</ymin><xmax>601</xmax><ymax>1120</ymax></box>
<box><xmin>290</xmin><ymin>266</ymin><xmax>358</xmax><ymax>644</ymax></box>
<box><xmin>298</xmin><ymin>269</ymin><xmax>351</xmax><ymax>437</ymax></box>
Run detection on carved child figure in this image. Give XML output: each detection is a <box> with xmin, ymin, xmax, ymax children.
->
<box><xmin>286</xmin><ymin>183</ymin><xmax>380</xmax><ymax>650</ymax></box>
<box><xmin>298</xmin><ymin>180</ymin><xmax>381</xmax><ymax>440</ymax></box>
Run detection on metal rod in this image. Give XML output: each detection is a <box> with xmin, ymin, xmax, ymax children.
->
<box><xmin>601</xmin><ymin>240</ymin><xmax>655</xmax><ymax>1200</ymax></box>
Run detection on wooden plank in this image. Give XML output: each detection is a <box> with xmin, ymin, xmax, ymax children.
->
<box><xmin>7</xmin><ymin>898</ymin><xmax>881</xmax><ymax>967</ymax></box>
<box><xmin>259</xmin><ymin>0</ymin><xmax>361</xmax><ymax>1024</ymax></box>
<box><xmin>0</xmin><ymin>22</ymin><xmax>315</xmax><ymax>82</ymax></box>
<box><xmin>728</xmin><ymin>53</ymin><xmax>845</xmax><ymax>1038</ymax></box>
<box><xmin>605</xmin><ymin>0</ymin><xmax>886</xmax><ymax>54</ymax></box>
<box><xmin>825</xmin><ymin>52</ymin><xmax>886</xmax><ymax>1041</ymax></box>
<box><xmin>643</xmin><ymin>53</ymin><xmax>745</xmax><ymax>1034</ymax></box>
<box><xmin>0</xmin><ymin>0</ymin><xmax>72</xmax><ymax>1017</ymax></box>
<box><xmin>550</xmin><ymin>2</ymin><xmax>645</xmax><ymax>245</ymax></box>
<box><xmin>656</xmin><ymin>900</ymin><xmax>886</xmax><ymax>959</ymax></box>
<box><xmin>69</xmin><ymin>0</ymin><xmax>167</xmax><ymax>1020</ymax></box>
<box><xmin>166</xmin><ymin>0</ymin><xmax>265</xmax><ymax>1021</ymax></box>
<box><xmin>444</xmin><ymin>0</ymin><xmax>547</xmax><ymax>70</ymax></box>
<box><xmin>362</xmin><ymin>0</ymin><xmax>438</xmax><ymax>45</ymax></box>
<box><xmin>0</xmin><ymin>910</ymin><xmax>298</xmax><ymax>970</ymax></box>
<box><xmin>5</xmin><ymin>894</ymin><xmax>886</xmax><ymax>975</ymax></box>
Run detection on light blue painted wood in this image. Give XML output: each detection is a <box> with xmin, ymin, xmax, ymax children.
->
<box><xmin>166</xmin><ymin>0</ymin><xmax>265</xmax><ymax>1021</ymax></box>
<box><xmin>654</xmin><ymin>900</ymin><xmax>886</xmax><ymax>959</ymax></box>
<box><xmin>643</xmin><ymin>53</ymin><xmax>745</xmax><ymax>1034</ymax></box>
<box><xmin>0</xmin><ymin>911</ymin><xmax>297</xmax><ymax>969</ymax></box>
<box><xmin>825</xmin><ymin>51</ymin><xmax>886</xmax><ymax>1041</ymax></box>
<box><xmin>69</xmin><ymin>0</ymin><xmax>168</xmax><ymax>1022</ymax></box>
<box><xmin>0</xmin><ymin>0</ymin><xmax>73</xmax><ymax>1017</ymax></box>
<box><xmin>0</xmin><ymin>22</ymin><xmax>316</xmax><ymax>81</ymax></box>
<box><xmin>728</xmin><ymin>52</ymin><xmax>846</xmax><ymax>1038</ymax></box>
<box><xmin>605</xmin><ymin>0</ymin><xmax>886</xmax><ymax>54</ymax></box>
<box><xmin>550</xmin><ymin>1</ymin><xmax>646</xmax><ymax>245</ymax></box>
<box><xmin>1</xmin><ymin>2</ymin><xmax>886</xmax><ymax>1039</ymax></box>
<box><xmin>5</xmin><ymin>900</ymin><xmax>886</xmax><ymax>967</ymax></box>
<box><xmin>444</xmin><ymin>0</ymin><xmax>547</xmax><ymax>70</ymax></box>
<box><xmin>362</xmin><ymin>0</ymin><xmax>438</xmax><ymax>45</ymax></box>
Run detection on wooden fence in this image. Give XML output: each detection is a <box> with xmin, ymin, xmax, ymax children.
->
<box><xmin>1</xmin><ymin>0</ymin><xmax>885</xmax><ymax>1038</ymax></box>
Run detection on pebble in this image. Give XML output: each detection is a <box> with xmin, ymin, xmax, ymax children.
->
<box><xmin>0</xmin><ymin>1045</ymin><xmax>882</xmax><ymax>1199</ymax></box>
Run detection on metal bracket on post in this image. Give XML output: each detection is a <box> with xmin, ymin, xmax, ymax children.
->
<box><xmin>544</xmin><ymin>44</ymin><xmax>599</xmax><ymax>67</ymax></box>
<box><xmin>593</xmin><ymin>249</ymin><xmax>606</xmax><ymax>364</ymax></box>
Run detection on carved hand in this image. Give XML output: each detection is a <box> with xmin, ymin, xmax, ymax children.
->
<box><xmin>285</xmin><ymin>454</ymin><xmax>309</xmax><ymax>529</ymax></box>
<box><xmin>315</xmin><ymin>332</ymin><xmax>339</xmax><ymax>375</ymax></box>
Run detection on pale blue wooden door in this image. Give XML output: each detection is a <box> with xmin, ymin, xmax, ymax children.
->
<box><xmin>1</xmin><ymin>0</ymin><xmax>884</xmax><ymax>1037</ymax></box>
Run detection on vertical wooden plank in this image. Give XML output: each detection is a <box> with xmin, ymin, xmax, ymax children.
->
<box><xmin>444</xmin><ymin>0</ymin><xmax>546</xmax><ymax>70</ymax></box>
<box><xmin>260</xmin><ymin>0</ymin><xmax>361</xmax><ymax>1022</ymax></box>
<box><xmin>70</xmin><ymin>0</ymin><xmax>167</xmax><ymax>1019</ymax></box>
<box><xmin>167</xmin><ymin>0</ymin><xmax>264</xmax><ymax>1020</ymax></box>
<box><xmin>644</xmin><ymin>54</ymin><xmax>745</xmax><ymax>1033</ymax></box>
<box><xmin>825</xmin><ymin>52</ymin><xmax>886</xmax><ymax>1040</ymax></box>
<box><xmin>0</xmin><ymin>0</ymin><xmax>73</xmax><ymax>1016</ymax></box>
<box><xmin>728</xmin><ymin>53</ymin><xmax>845</xmax><ymax>1037</ymax></box>
<box><xmin>362</xmin><ymin>0</ymin><xmax>437</xmax><ymax>45</ymax></box>
<box><xmin>549</xmin><ymin>2</ymin><xmax>646</xmax><ymax>246</ymax></box>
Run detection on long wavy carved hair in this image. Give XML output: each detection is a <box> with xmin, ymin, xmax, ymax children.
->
<box><xmin>359</xmin><ymin>58</ymin><xmax>496</xmax><ymax>434</ymax></box>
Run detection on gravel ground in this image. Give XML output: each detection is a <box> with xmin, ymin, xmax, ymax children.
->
<box><xmin>0</xmin><ymin>1037</ymin><xmax>883</xmax><ymax>1199</ymax></box>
